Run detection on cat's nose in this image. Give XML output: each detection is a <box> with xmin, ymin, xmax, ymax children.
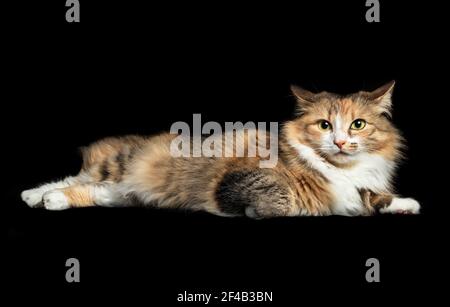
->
<box><xmin>334</xmin><ymin>140</ymin><xmax>346</xmax><ymax>149</ymax></box>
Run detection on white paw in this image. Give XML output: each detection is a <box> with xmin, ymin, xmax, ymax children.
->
<box><xmin>92</xmin><ymin>186</ymin><xmax>117</xmax><ymax>206</ymax></box>
<box><xmin>245</xmin><ymin>206</ymin><xmax>259</xmax><ymax>218</ymax></box>
<box><xmin>21</xmin><ymin>188</ymin><xmax>45</xmax><ymax>207</ymax></box>
<box><xmin>380</xmin><ymin>198</ymin><xmax>421</xmax><ymax>215</ymax></box>
<box><xmin>42</xmin><ymin>190</ymin><xmax>70</xmax><ymax>210</ymax></box>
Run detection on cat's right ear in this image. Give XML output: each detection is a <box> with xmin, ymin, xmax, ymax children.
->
<box><xmin>290</xmin><ymin>85</ymin><xmax>315</xmax><ymax>113</ymax></box>
<box><xmin>364</xmin><ymin>80</ymin><xmax>396</xmax><ymax>118</ymax></box>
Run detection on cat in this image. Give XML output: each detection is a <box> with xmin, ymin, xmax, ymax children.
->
<box><xmin>21</xmin><ymin>81</ymin><xmax>420</xmax><ymax>218</ymax></box>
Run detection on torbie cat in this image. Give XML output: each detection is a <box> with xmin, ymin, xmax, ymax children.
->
<box><xmin>21</xmin><ymin>81</ymin><xmax>420</xmax><ymax>217</ymax></box>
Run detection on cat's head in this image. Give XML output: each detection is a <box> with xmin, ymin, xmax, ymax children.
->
<box><xmin>285</xmin><ymin>81</ymin><xmax>403</xmax><ymax>165</ymax></box>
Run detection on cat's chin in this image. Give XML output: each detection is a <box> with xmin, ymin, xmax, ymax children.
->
<box><xmin>327</xmin><ymin>152</ymin><xmax>358</xmax><ymax>165</ymax></box>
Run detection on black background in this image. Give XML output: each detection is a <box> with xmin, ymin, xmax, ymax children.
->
<box><xmin>6</xmin><ymin>0</ymin><xmax>448</xmax><ymax>305</ymax></box>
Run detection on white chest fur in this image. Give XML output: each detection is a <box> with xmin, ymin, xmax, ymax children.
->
<box><xmin>289</xmin><ymin>141</ymin><xmax>394</xmax><ymax>216</ymax></box>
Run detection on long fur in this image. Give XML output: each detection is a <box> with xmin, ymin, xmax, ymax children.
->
<box><xmin>21</xmin><ymin>82</ymin><xmax>421</xmax><ymax>217</ymax></box>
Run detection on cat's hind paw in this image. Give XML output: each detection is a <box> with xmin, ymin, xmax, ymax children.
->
<box><xmin>379</xmin><ymin>198</ymin><xmax>421</xmax><ymax>215</ymax></box>
<box><xmin>42</xmin><ymin>190</ymin><xmax>70</xmax><ymax>210</ymax></box>
<box><xmin>21</xmin><ymin>188</ymin><xmax>45</xmax><ymax>207</ymax></box>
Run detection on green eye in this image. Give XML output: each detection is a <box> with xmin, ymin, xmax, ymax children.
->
<box><xmin>318</xmin><ymin>120</ymin><xmax>332</xmax><ymax>131</ymax></box>
<box><xmin>350</xmin><ymin>119</ymin><xmax>366</xmax><ymax>130</ymax></box>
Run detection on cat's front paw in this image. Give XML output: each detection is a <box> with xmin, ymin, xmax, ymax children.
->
<box><xmin>21</xmin><ymin>188</ymin><xmax>45</xmax><ymax>207</ymax></box>
<box><xmin>42</xmin><ymin>190</ymin><xmax>70</xmax><ymax>210</ymax></box>
<box><xmin>380</xmin><ymin>198</ymin><xmax>421</xmax><ymax>215</ymax></box>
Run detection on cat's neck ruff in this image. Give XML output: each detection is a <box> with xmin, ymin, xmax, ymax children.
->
<box><xmin>288</xmin><ymin>140</ymin><xmax>395</xmax><ymax>215</ymax></box>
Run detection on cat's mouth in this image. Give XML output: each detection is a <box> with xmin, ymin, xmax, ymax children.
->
<box><xmin>336</xmin><ymin>151</ymin><xmax>351</xmax><ymax>156</ymax></box>
<box><xmin>332</xmin><ymin>150</ymin><xmax>359</xmax><ymax>160</ymax></box>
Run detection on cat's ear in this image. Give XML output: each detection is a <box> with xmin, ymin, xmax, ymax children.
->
<box><xmin>291</xmin><ymin>85</ymin><xmax>316</xmax><ymax>113</ymax></box>
<box><xmin>366</xmin><ymin>80</ymin><xmax>395</xmax><ymax>116</ymax></box>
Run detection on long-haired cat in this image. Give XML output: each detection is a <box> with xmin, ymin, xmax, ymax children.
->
<box><xmin>21</xmin><ymin>81</ymin><xmax>420</xmax><ymax>217</ymax></box>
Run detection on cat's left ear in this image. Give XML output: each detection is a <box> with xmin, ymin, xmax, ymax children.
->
<box><xmin>367</xmin><ymin>80</ymin><xmax>396</xmax><ymax>117</ymax></box>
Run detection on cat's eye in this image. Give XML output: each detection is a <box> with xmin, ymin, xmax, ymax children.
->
<box><xmin>350</xmin><ymin>119</ymin><xmax>366</xmax><ymax>130</ymax></box>
<box><xmin>318</xmin><ymin>120</ymin><xmax>332</xmax><ymax>131</ymax></box>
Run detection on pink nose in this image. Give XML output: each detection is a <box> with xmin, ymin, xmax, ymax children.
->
<box><xmin>334</xmin><ymin>140</ymin><xmax>346</xmax><ymax>149</ymax></box>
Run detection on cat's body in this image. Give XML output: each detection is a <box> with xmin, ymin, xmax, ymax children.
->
<box><xmin>21</xmin><ymin>81</ymin><xmax>420</xmax><ymax>217</ymax></box>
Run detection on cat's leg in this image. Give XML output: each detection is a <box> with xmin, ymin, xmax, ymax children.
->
<box><xmin>216</xmin><ymin>169</ymin><xmax>300</xmax><ymax>219</ymax></box>
<box><xmin>42</xmin><ymin>182</ymin><xmax>126</xmax><ymax>210</ymax></box>
<box><xmin>21</xmin><ymin>175</ymin><xmax>85</xmax><ymax>208</ymax></box>
<box><xmin>364</xmin><ymin>191</ymin><xmax>421</xmax><ymax>214</ymax></box>
<box><xmin>379</xmin><ymin>197</ymin><xmax>421</xmax><ymax>214</ymax></box>
<box><xmin>244</xmin><ymin>188</ymin><xmax>299</xmax><ymax>219</ymax></box>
